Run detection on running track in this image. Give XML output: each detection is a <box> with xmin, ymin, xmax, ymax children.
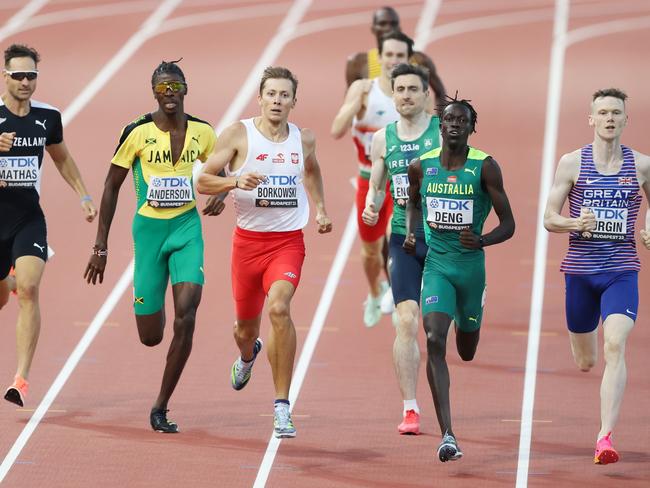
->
<box><xmin>0</xmin><ymin>1</ymin><xmax>648</xmax><ymax>487</ymax></box>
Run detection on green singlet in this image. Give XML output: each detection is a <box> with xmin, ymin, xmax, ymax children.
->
<box><xmin>384</xmin><ymin>115</ymin><xmax>440</xmax><ymax>237</ymax></box>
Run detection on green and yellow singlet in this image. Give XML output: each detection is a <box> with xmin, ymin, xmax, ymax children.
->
<box><xmin>111</xmin><ymin>113</ymin><xmax>216</xmax><ymax>219</ymax></box>
<box><xmin>419</xmin><ymin>147</ymin><xmax>492</xmax><ymax>254</ymax></box>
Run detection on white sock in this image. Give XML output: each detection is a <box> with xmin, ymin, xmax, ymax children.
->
<box><xmin>403</xmin><ymin>399</ymin><xmax>419</xmax><ymax>415</ymax></box>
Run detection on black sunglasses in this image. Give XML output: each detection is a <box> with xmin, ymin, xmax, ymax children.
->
<box><xmin>4</xmin><ymin>70</ymin><xmax>38</xmax><ymax>81</ymax></box>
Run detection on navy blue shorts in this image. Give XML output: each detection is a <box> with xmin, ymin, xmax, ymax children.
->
<box><xmin>564</xmin><ymin>271</ymin><xmax>638</xmax><ymax>333</ymax></box>
<box><xmin>388</xmin><ymin>232</ymin><xmax>427</xmax><ymax>305</ymax></box>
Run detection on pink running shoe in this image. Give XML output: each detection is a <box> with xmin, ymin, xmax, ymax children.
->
<box><xmin>4</xmin><ymin>375</ymin><xmax>28</xmax><ymax>407</ymax></box>
<box><xmin>398</xmin><ymin>409</ymin><xmax>420</xmax><ymax>435</ymax></box>
<box><xmin>594</xmin><ymin>432</ymin><xmax>619</xmax><ymax>465</ymax></box>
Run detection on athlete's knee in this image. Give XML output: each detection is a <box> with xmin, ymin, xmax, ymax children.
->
<box><xmin>424</xmin><ymin>327</ymin><xmax>446</xmax><ymax>358</ymax></box>
<box><xmin>574</xmin><ymin>354</ymin><xmax>596</xmax><ymax>372</ymax></box>
<box><xmin>140</xmin><ymin>332</ymin><xmax>163</xmax><ymax>347</ymax></box>
<box><xmin>396</xmin><ymin>310</ymin><xmax>417</xmax><ymax>340</ymax></box>
<box><xmin>16</xmin><ymin>282</ymin><xmax>39</xmax><ymax>303</ymax></box>
<box><xmin>603</xmin><ymin>337</ymin><xmax>625</xmax><ymax>365</ymax></box>
<box><xmin>360</xmin><ymin>240</ymin><xmax>382</xmax><ymax>261</ymax></box>
<box><xmin>268</xmin><ymin>299</ymin><xmax>291</xmax><ymax>326</ymax></box>
<box><xmin>234</xmin><ymin>320</ymin><xmax>259</xmax><ymax>342</ymax></box>
<box><xmin>458</xmin><ymin>347</ymin><xmax>476</xmax><ymax>362</ymax></box>
<box><xmin>173</xmin><ymin>313</ymin><xmax>196</xmax><ymax>342</ymax></box>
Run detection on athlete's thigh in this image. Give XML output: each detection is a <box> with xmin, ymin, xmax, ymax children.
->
<box><xmin>231</xmin><ymin>231</ymin><xmax>266</xmax><ymax>321</ymax></box>
<box><xmin>14</xmin><ymin>255</ymin><xmax>46</xmax><ymax>290</ymax></box>
<box><xmin>453</xmin><ymin>255</ymin><xmax>486</xmax><ymax>333</ymax></box>
<box><xmin>262</xmin><ymin>233</ymin><xmax>305</xmax><ymax>294</ymax></box>
<box><xmin>389</xmin><ymin>233</ymin><xmax>425</xmax><ymax>305</ymax></box>
<box><xmin>421</xmin><ymin>252</ymin><xmax>455</xmax><ymax>319</ymax></box>
<box><xmin>168</xmin><ymin>210</ymin><xmax>204</xmax><ymax>286</ymax></box>
<box><xmin>600</xmin><ymin>271</ymin><xmax>638</xmax><ymax>323</ymax></box>
<box><xmin>565</xmin><ymin>273</ymin><xmax>601</xmax><ymax>333</ymax></box>
<box><xmin>602</xmin><ymin>313</ymin><xmax>634</xmax><ymax>348</ymax></box>
<box><xmin>132</xmin><ymin>214</ymin><xmax>168</xmax><ymax>315</ymax></box>
<box><xmin>12</xmin><ymin>216</ymin><xmax>48</xmax><ymax>263</ymax></box>
<box><xmin>0</xmin><ymin>238</ymin><xmax>12</xmax><ymax>279</ymax></box>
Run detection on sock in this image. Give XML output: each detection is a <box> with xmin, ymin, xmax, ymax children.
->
<box><xmin>275</xmin><ymin>399</ymin><xmax>290</xmax><ymax>408</ymax></box>
<box><xmin>403</xmin><ymin>399</ymin><xmax>419</xmax><ymax>415</ymax></box>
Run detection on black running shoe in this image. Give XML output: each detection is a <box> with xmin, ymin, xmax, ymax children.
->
<box><xmin>150</xmin><ymin>408</ymin><xmax>179</xmax><ymax>433</ymax></box>
<box><xmin>437</xmin><ymin>431</ymin><xmax>463</xmax><ymax>462</ymax></box>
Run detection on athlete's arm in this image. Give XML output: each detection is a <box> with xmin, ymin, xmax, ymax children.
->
<box><xmin>302</xmin><ymin>128</ymin><xmax>332</xmax><ymax>234</ymax></box>
<box><xmin>404</xmin><ymin>159</ymin><xmax>423</xmax><ymax>254</ymax></box>
<box><xmin>331</xmin><ymin>79</ymin><xmax>370</xmax><ymax>139</ymax></box>
<box><xmin>411</xmin><ymin>52</ymin><xmax>446</xmax><ymax>106</ymax></box>
<box><xmin>46</xmin><ymin>141</ymin><xmax>97</xmax><ymax>222</ymax></box>
<box><xmin>543</xmin><ymin>150</ymin><xmax>595</xmax><ymax>233</ymax></box>
<box><xmin>635</xmin><ymin>150</ymin><xmax>650</xmax><ymax>250</ymax></box>
<box><xmin>362</xmin><ymin>128</ymin><xmax>388</xmax><ymax>226</ymax></box>
<box><xmin>84</xmin><ymin>163</ymin><xmax>129</xmax><ymax>285</ymax></box>
<box><xmin>461</xmin><ymin>157</ymin><xmax>515</xmax><ymax>250</ymax></box>
<box><xmin>197</xmin><ymin>122</ymin><xmax>265</xmax><ymax>194</ymax></box>
<box><xmin>345</xmin><ymin>52</ymin><xmax>366</xmax><ymax>87</ymax></box>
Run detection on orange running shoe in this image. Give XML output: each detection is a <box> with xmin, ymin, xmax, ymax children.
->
<box><xmin>594</xmin><ymin>432</ymin><xmax>619</xmax><ymax>465</ymax></box>
<box><xmin>398</xmin><ymin>409</ymin><xmax>420</xmax><ymax>435</ymax></box>
<box><xmin>4</xmin><ymin>375</ymin><xmax>28</xmax><ymax>407</ymax></box>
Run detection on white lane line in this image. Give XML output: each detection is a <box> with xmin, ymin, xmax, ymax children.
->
<box><xmin>252</xmin><ymin>208</ymin><xmax>357</xmax><ymax>488</ymax></box>
<box><xmin>216</xmin><ymin>0</ymin><xmax>313</xmax><ymax>133</ymax></box>
<box><xmin>566</xmin><ymin>14</ymin><xmax>650</xmax><ymax>46</ymax></box>
<box><xmin>516</xmin><ymin>1</ymin><xmax>569</xmax><ymax>487</ymax></box>
<box><xmin>414</xmin><ymin>0</ymin><xmax>442</xmax><ymax>51</ymax></box>
<box><xmin>0</xmin><ymin>0</ymin><xmax>49</xmax><ymax>42</ymax></box>
<box><xmin>0</xmin><ymin>0</ymin><xmax>183</xmax><ymax>482</ymax></box>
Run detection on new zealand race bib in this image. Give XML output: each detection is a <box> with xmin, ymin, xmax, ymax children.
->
<box><xmin>146</xmin><ymin>175</ymin><xmax>193</xmax><ymax>208</ymax></box>
<box><xmin>255</xmin><ymin>174</ymin><xmax>298</xmax><ymax>208</ymax></box>
<box><xmin>392</xmin><ymin>174</ymin><xmax>409</xmax><ymax>207</ymax></box>
<box><xmin>0</xmin><ymin>155</ymin><xmax>39</xmax><ymax>188</ymax></box>
<box><xmin>580</xmin><ymin>207</ymin><xmax>628</xmax><ymax>241</ymax></box>
<box><xmin>425</xmin><ymin>196</ymin><xmax>473</xmax><ymax>231</ymax></box>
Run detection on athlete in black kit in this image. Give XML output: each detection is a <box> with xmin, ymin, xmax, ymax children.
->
<box><xmin>0</xmin><ymin>44</ymin><xmax>96</xmax><ymax>407</ymax></box>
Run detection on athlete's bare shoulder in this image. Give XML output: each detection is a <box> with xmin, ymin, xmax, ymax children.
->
<box><xmin>633</xmin><ymin>149</ymin><xmax>650</xmax><ymax>183</ymax></box>
<box><xmin>556</xmin><ymin>148</ymin><xmax>581</xmax><ymax>183</ymax></box>
<box><xmin>346</xmin><ymin>51</ymin><xmax>368</xmax><ymax>86</ymax></box>
<box><xmin>300</xmin><ymin>127</ymin><xmax>316</xmax><ymax>147</ymax></box>
<box><xmin>219</xmin><ymin>120</ymin><xmax>247</xmax><ymax>146</ymax></box>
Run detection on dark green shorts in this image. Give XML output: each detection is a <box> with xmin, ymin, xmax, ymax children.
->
<box><xmin>421</xmin><ymin>250</ymin><xmax>486</xmax><ymax>332</ymax></box>
<box><xmin>132</xmin><ymin>208</ymin><xmax>204</xmax><ymax>315</ymax></box>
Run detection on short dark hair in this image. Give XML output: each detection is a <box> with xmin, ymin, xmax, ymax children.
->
<box><xmin>378</xmin><ymin>31</ymin><xmax>414</xmax><ymax>58</ymax></box>
<box><xmin>592</xmin><ymin>88</ymin><xmax>627</xmax><ymax>104</ymax></box>
<box><xmin>391</xmin><ymin>63</ymin><xmax>429</xmax><ymax>90</ymax></box>
<box><xmin>372</xmin><ymin>6</ymin><xmax>400</xmax><ymax>25</ymax></box>
<box><xmin>151</xmin><ymin>59</ymin><xmax>186</xmax><ymax>86</ymax></box>
<box><xmin>259</xmin><ymin>66</ymin><xmax>298</xmax><ymax>98</ymax></box>
<box><xmin>4</xmin><ymin>44</ymin><xmax>40</xmax><ymax>67</ymax></box>
<box><xmin>438</xmin><ymin>92</ymin><xmax>478</xmax><ymax>133</ymax></box>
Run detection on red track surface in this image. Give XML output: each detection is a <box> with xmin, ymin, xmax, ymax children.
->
<box><xmin>0</xmin><ymin>1</ymin><xmax>648</xmax><ymax>487</ymax></box>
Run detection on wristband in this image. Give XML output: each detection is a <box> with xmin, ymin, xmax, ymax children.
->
<box><xmin>81</xmin><ymin>195</ymin><xmax>92</xmax><ymax>203</ymax></box>
<box><xmin>479</xmin><ymin>236</ymin><xmax>485</xmax><ymax>248</ymax></box>
<box><xmin>92</xmin><ymin>247</ymin><xmax>107</xmax><ymax>257</ymax></box>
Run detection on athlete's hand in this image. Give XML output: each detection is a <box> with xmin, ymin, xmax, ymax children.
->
<box><xmin>641</xmin><ymin>229</ymin><xmax>650</xmax><ymax>250</ymax></box>
<box><xmin>361</xmin><ymin>202</ymin><xmax>379</xmax><ymax>226</ymax></box>
<box><xmin>316</xmin><ymin>211</ymin><xmax>332</xmax><ymax>234</ymax></box>
<box><xmin>82</xmin><ymin>199</ymin><xmax>97</xmax><ymax>222</ymax></box>
<box><xmin>459</xmin><ymin>229</ymin><xmax>482</xmax><ymax>249</ymax></box>
<box><xmin>0</xmin><ymin>132</ymin><xmax>15</xmax><ymax>152</ymax></box>
<box><xmin>576</xmin><ymin>207</ymin><xmax>596</xmax><ymax>232</ymax></box>
<box><xmin>403</xmin><ymin>232</ymin><xmax>416</xmax><ymax>255</ymax></box>
<box><xmin>84</xmin><ymin>254</ymin><xmax>106</xmax><ymax>285</ymax></box>
<box><xmin>203</xmin><ymin>194</ymin><xmax>226</xmax><ymax>216</ymax></box>
<box><xmin>237</xmin><ymin>172</ymin><xmax>267</xmax><ymax>190</ymax></box>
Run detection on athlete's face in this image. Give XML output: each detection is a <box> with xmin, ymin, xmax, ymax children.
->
<box><xmin>393</xmin><ymin>74</ymin><xmax>428</xmax><ymax>117</ymax></box>
<box><xmin>371</xmin><ymin>9</ymin><xmax>400</xmax><ymax>39</ymax></box>
<box><xmin>441</xmin><ymin>104</ymin><xmax>473</xmax><ymax>148</ymax></box>
<box><xmin>589</xmin><ymin>96</ymin><xmax>627</xmax><ymax>141</ymax></box>
<box><xmin>379</xmin><ymin>40</ymin><xmax>409</xmax><ymax>76</ymax></box>
<box><xmin>3</xmin><ymin>56</ymin><xmax>37</xmax><ymax>102</ymax></box>
<box><xmin>152</xmin><ymin>72</ymin><xmax>186</xmax><ymax>115</ymax></box>
<box><xmin>258</xmin><ymin>78</ymin><xmax>295</xmax><ymax>123</ymax></box>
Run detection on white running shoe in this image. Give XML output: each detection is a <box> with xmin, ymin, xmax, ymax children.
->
<box><xmin>380</xmin><ymin>285</ymin><xmax>395</xmax><ymax>314</ymax></box>
<box><xmin>364</xmin><ymin>281</ymin><xmax>389</xmax><ymax>327</ymax></box>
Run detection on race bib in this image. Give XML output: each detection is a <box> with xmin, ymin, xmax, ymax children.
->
<box><xmin>146</xmin><ymin>176</ymin><xmax>193</xmax><ymax>208</ymax></box>
<box><xmin>0</xmin><ymin>155</ymin><xmax>39</xmax><ymax>188</ymax></box>
<box><xmin>392</xmin><ymin>174</ymin><xmax>409</xmax><ymax>207</ymax></box>
<box><xmin>425</xmin><ymin>196</ymin><xmax>473</xmax><ymax>231</ymax></box>
<box><xmin>580</xmin><ymin>207</ymin><xmax>628</xmax><ymax>241</ymax></box>
<box><xmin>255</xmin><ymin>174</ymin><xmax>298</xmax><ymax>208</ymax></box>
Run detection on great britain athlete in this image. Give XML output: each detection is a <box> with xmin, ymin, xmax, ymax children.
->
<box><xmin>197</xmin><ymin>66</ymin><xmax>332</xmax><ymax>439</ymax></box>
<box><xmin>544</xmin><ymin>88</ymin><xmax>650</xmax><ymax>464</ymax></box>
<box><xmin>0</xmin><ymin>44</ymin><xmax>96</xmax><ymax>407</ymax></box>
<box><xmin>85</xmin><ymin>61</ymin><xmax>218</xmax><ymax>433</ymax></box>
<box><xmin>362</xmin><ymin>63</ymin><xmax>440</xmax><ymax>435</ymax></box>
<box><xmin>405</xmin><ymin>95</ymin><xmax>515</xmax><ymax>461</ymax></box>
<box><xmin>332</xmin><ymin>31</ymin><xmax>414</xmax><ymax>327</ymax></box>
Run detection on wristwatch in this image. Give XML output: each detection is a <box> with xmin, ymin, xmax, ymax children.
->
<box><xmin>479</xmin><ymin>236</ymin><xmax>485</xmax><ymax>248</ymax></box>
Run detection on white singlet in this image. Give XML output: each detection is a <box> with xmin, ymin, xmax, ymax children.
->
<box><xmin>227</xmin><ymin>118</ymin><xmax>309</xmax><ymax>232</ymax></box>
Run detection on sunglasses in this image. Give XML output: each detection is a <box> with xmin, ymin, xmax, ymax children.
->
<box><xmin>4</xmin><ymin>70</ymin><xmax>38</xmax><ymax>81</ymax></box>
<box><xmin>153</xmin><ymin>81</ymin><xmax>186</xmax><ymax>94</ymax></box>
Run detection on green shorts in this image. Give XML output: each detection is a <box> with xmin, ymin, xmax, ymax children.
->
<box><xmin>421</xmin><ymin>250</ymin><xmax>486</xmax><ymax>332</ymax></box>
<box><xmin>132</xmin><ymin>208</ymin><xmax>204</xmax><ymax>315</ymax></box>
